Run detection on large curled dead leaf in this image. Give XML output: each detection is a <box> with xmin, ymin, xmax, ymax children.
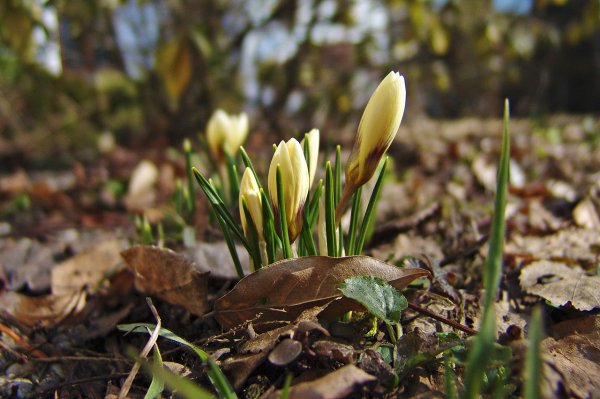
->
<box><xmin>519</xmin><ymin>260</ymin><xmax>600</xmax><ymax>311</ymax></box>
<box><xmin>121</xmin><ymin>245</ymin><xmax>209</xmax><ymax>316</ymax></box>
<box><xmin>213</xmin><ymin>256</ymin><xmax>430</xmax><ymax>330</ymax></box>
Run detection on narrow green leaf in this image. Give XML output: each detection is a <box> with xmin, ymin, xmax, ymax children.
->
<box><xmin>325</xmin><ymin>162</ymin><xmax>337</xmax><ymax>256</ymax></box>
<box><xmin>280</xmin><ymin>373</ymin><xmax>293</xmax><ymax>399</ymax></box>
<box><xmin>308</xmin><ymin>179</ymin><xmax>323</xmax><ymax>227</ymax></box>
<box><xmin>215</xmin><ymin>210</ymin><xmax>245</xmax><ymax>279</ymax></box>
<box><xmin>175</xmin><ymin>179</ymin><xmax>184</xmax><ymax>217</ymax></box>
<box><xmin>523</xmin><ymin>307</ymin><xmax>544</xmax><ymax>399</ymax></box>
<box><xmin>138</xmin><ymin>355</ymin><xmax>215</xmax><ymax>399</ymax></box>
<box><xmin>118</xmin><ymin>323</ymin><xmax>237</xmax><ymax>399</ymax></box>
<box><xmin>192</xmin><ymin>168</ymin><xmax>250</xmax><ymax>250</ymax></box>
<box><xmin>224</xmin><ymin>150</ymin><xmax>240</xmax><ymax>207</ymax></box>
<box><xmin>144</xmin><ymin>345</ymin><xmax>164</xmax><ymax>399</ymax></box>
<box><xmin>261</xmin><ymin>188</ymin><xmax>277</xmax><ymax>264</ymax></box>
<box><xmin>339</xmin><ymin>276</ymin><xmax>408</xmax><ymax>325</ymax></box>
<box><xmin>239</xmin><ymin>146</ymin><xmax>262</xmax><ymax>191</ymax></box>
<box><xmin>356</xmin><ymin>157</ymin><xmax>388</xmax><ymax>254</ymax></box>
<box><xmin>463</xmin><ymin>100</ymin><xmax>511</xmax><ymax>399</ymax></box>
<box><xmin>183</xmin><ymin>139</ymin><xmax>197</xmax><ymax>217</ymax></box>
<box><xmin>276</xmin><ymin>166</ymin><xmax>292</xmax><ymax>258</ymax></box>
<box><xmin>444</xmin><ymin>355</ymin><xmax>458</xmax><ymax>399</ymax></box>
<box><xmin>347</xmin><ymin>187</ymin><xmax>362</xmax><ymax>256</ymax></box>
<box><xmin>334</xmin><ymin>145</ymin><xmax>342</xmax><ymax>205</ymax></box>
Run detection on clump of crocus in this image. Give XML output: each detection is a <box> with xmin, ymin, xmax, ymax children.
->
<box><xmin>268</xmin><ymin>138</ymin><xmax>309</xmax><ymax>245</ymax></box>
<box><xmin>336</xmin><ymin>71</ymin><xmax>406</xmax><ymax>222</ymax></box>
<box><xmin>206</xmin><ymin>109</ymin><xmax>249</xmax><ymax>164</ymax></box>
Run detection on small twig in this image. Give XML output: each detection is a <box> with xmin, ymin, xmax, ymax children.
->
<box><xmin>33</xmin><ymin>355</ymin><xmax>131</xmax><ymax>363</ymax></box>
<box><xmin>0</xmin><ymin>322</ymin><xmax>47</xmax><ymax>358</ymax></box>
<box><xmin>408</xmin><ymin>301</ymin><xmax>478</xmax><ymax>336</ymax></box>
<box><xmin>41</xmin><ymin>372</ymin><xmax>130</xmax><ymax>393</ymax></box>
<box><xmin>118</xmin><ymin>298</ymin><xmax>161</xmax><ymax>399</ymax></box>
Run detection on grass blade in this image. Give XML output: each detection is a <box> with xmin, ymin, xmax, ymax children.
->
<box><xmin>444</xmin><ymin>355</ymin><xmax>458</xmax><ymax>399</ymax></box>
<box><xmin>523</xmin><ymin>307</ymin><xmax>544</xmax><ymax>399</ymax></box>
<box><xmin>463</xmin><ymin>99</ymin><xmax>511</xmax><ymax>399</ymax></box>
<box><xmin>183</xmin><ymin>139</ymin><xmax>197</xmax><ymax>217</ymax></box>
<box><xmin>261</xmin><ymin>188</ymin><xmax>277</xmax><ymax>264</ymax></box>
<box><xmin>356</xmin><ymin>157</ymin><xmax>388</xmax><ymax>254</ymax></box>
<box><xmin>119</xmin><ymin>323</ymin><xmax>237</xmax><ymax>399</ymax></box>
<box><xmin>346</xmin><ymin>187</ymin><xmax>362</xmax><ymax>255</ymax></box>
<box><xmin>325</xmin><ymin>162</ymin><xmax>337</xmax><ymax>256</ymax></box>
<box><xmin>280</xmin><ymin>373</ymin><xmax>293</xmax><ymax>399</ymax></box>
<box><xmin>137</xmin><ymin>354</ymin><xmax>215</xmax><ymax>399</ymax></box>
<box><xmin>224</xmin><ymin>150</ymin><xmax>240</xmax><ymax>207</ymax></box>
<box><xmin>214</xmin><ymin>210</ymin><xmax>245</xmax><ymax>278</ymax></box>
<box><xmin>239</xmin><ymin>146</ymin><xmax>262</xmax><ymax>191</ymax></box>
<box><xmin>334</xmin><ymin>145</ymin><xmax>342</xmax><ymax>205</ymax></box>
<box><xmin>144</xmin><ymin>345</ymin><xmax>164</xmax><ymax>399</ymax></box>
<box><xmin>192</xmin><ymin>167</ymin><xmax>249</xmax><ymax>250</ymax></box>
<box><xmin>276</xmin><ymin>166</ymin><xmax>292</xmax><ymax>258</ymax></box>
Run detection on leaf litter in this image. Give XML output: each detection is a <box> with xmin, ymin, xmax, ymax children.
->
<box><xmin>1</xmin><ymin>115</ymin><xmax>600</xmax><ymax>398</ymax></box>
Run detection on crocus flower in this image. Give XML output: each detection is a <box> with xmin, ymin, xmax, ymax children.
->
<box><xmin>206</xmin><ymin>109</ymin><xmax>249</xmax><ymax>163</ymax></box>
<box><xmin>346</xmin><ymin>71</ymin><xmax>406</xmax><ymax>188</ymax></box>
<box><xmin>302</xmin><ymin>128</ymin><xmax>320</xmax><ymax>188</ymax></box>
<box><xmin>268</xmin><ymin>138</ymin><xmax>309</xmax><ymax>242</ymax></box>
<box><xmin>239</xmin><ymin>168</ymin><xmax>263</xmax><ymax>240</ymax></box>
<box><xmin>336</xmin><ymin>71</ymin><xmax>406</xmax><ymax>222</ymax></box>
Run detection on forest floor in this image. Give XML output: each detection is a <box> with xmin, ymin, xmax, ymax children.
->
<box><xmin>0</xmin><ymin>115</ymin><xmax>599</xmax><ymax>398</ymax></box>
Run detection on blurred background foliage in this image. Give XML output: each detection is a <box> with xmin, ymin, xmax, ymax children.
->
<box><xmin>0</xmin><ymin>0</ymin><xmax>598</xmax><ymax>167</ymax></box>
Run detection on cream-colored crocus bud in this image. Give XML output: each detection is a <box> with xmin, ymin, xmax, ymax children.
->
<box><xmin>336</xmin><ymin>71</ymin><xmax>406</xmax><ymax>222</ymax></box>
<box><xmin>206</xmin><ymin>109</ymin><xmax>249</xmax><ymax>163</ymax></box>
<box><xmin>302</xmin><ymin>128</ymin><xmax>320</xmax><ymax>188</ymax></box>
<box><xmin>239</xmin><ymin>168</ymin><xmax>263</xmax><ymax>240</ymax></box>
<box><xmin>347</xmin><ymin>71</ymin><xmax>405</xmax><ymax>188</ymax></box>
<box><xmin>268</xmin><ymin>138</ymin><xmax>309</xmax><ymax>242</ymax></box>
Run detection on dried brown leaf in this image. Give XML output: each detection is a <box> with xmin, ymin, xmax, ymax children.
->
<box><xmin>541</xmin><ymin>328</ymin><xmax>600</xmax><ymax>398</ymax></box>
<box><xmin>121</xmin><ymin>245</ymin><xmax>209</xmax><ymax>316</ymax></box>
<box><xmin>213</xmin><ymin>256</ymin><xmax>430</xmax><ymax>329</ymax></box>
<box><xmin>519</xmin><ymin>260</ymin><xmax>600</xmax><ymax>311</ymax></box>
<box><xmin>52</xmin><ymin>239</ymin><xmax>124</xmax><ymax>295</ymax></box>
<box><xmin>0</xmin><ymin>289</ymin><xmax>87</xmax><ymax>327</ymax></box>
<box><xmin>507</xmin><ymin>228</ymin><xmax>600</xmax><ymax>267</ymax></box>
<box><xmin>264</xmin><ymin>364</ymin><xmax>376</xmax><ymax>399</ymax></box>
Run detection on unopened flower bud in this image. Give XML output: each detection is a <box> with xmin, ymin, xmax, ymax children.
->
<box><xmin>239</xmin><ymin>168</ymin><xmax>263</xmax><ymax>240</ymax></box>
<box><xmin>206</xmin><ymin>109</ymin><xmax>249</xmax><ymax>163</ymax></box>
<box><xmin>346</xmin><ymin>71</ymin><xmax>406</xmax><ymax>188</ymax></box>
<box><xmin>268</xmin><ymin>139</ymin><xmax>309</xmax><ymax>242</ymax></box>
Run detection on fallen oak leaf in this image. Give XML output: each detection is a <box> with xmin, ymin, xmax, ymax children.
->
<box><xmin>519</xmin><ymin>260</ymin><xmax>600</xmax><ymax>311</ymax></box>
<box><xmin>213</xmin><ymin>256</ymin><xmax>430</xmax><ymax>330</ymax></box>
<box><xmin>121</xmin><ymin>245</ymin><xmax>209</xmax><ymax>316</ymax></box>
